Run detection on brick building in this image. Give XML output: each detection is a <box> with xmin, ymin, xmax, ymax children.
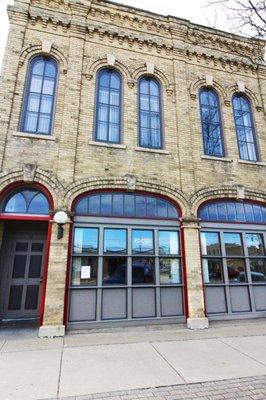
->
<box><xmin>0</xmin><ymin>0</ymin><xmax>265</xmax><ymax>337</ymax></box>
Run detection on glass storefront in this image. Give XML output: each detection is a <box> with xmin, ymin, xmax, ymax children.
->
<box><xmin>68</xmin><ymin>193</ymin><xmax>184</xmax><ymax>327</ymax></box>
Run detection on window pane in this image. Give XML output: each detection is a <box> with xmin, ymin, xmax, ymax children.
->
<box><xmin>71</xmin><ymin>256</ymin><xmax>98</xmax><ymax>286</ymax></box>
<box><xmin>110</xmin><ymin>72</ymin><xmax>120</xmax><ymax>89</ymax></box>
<box><xmin>132</xmin><ymin>230</ymin><xmax>154</xmax><ymax>254</ymax></box>
<box><xmin>157</xmin><ymin>199</ymin><xmax>167</xmax><ymax>217</ymax></box>
<box><xmin>42</xmin><ymin>78</ymin><xmax>54</xmax><ymax>95</ymax></box>
<box><xmin>135</xmin><ymin>196</ymin><xmax>146</xmax><ymax>217</ymax></box>
<box><xmin>159</xmin><ymin>231</ymin><xmax>179</xmax><ymax>255</ymax></box>
<box><xmin>124</xmin><ymin>195</ymin><xmax>135</xmax><ymax>216</ymax></box>
<box><xmin>150</xmin><ymin>97</ymin><xmax>159</xmax><ymax>112</ymax></box>
<box><xmin>25</xmin><ymin>285</ymin><xmax>39</xmax><ymax>310</ymax></box>
<box><xmin>5</xmin><ymin>193</ymin><xmax>27</xmax><ymax>213</ymax></box>
<box><xmin>140</xmin><ymin>79</ymin><xmax>149</xmax><ymax>94</ymax></box>
<box><xmin>32</xmin><ymin>60</ymin><xmax>45</xmax><ymax>75</ymax></box>
<box><xmin>140</xmin><ymin>94</ymin><xmax>149</xmax><ymax>110</ymax></box>
<box><xmin>101</xmin><ymin>194</ymin><xmax>112</xmax><ymax>214</ymax></box>
<box><xmin>38</xmin><ymin>114</ymin><xmax>50</xmax><ymax>134</ymax></box>
<box><xmin>139</xmin><ymin>127</ymin><xmax>149</xmax><ymax>146</ymax></box>
<box><xmin>159</xmin><ymin>258</ymin><xmax>181</xmax><ymax>284</ymax></box>
<box><xmin>224</xmin><ymin>233</ymin><xmax>243</xmax><ymax>256</ymax></box>
<box><xmin>88</xmin><ymin>195</ymin><xmax>100</xmax><ymax>214</ymax></box>
<box><xmin>132</xmin><ymin>257</ymin><xmax>155</xmax><ymax>284</ymax></box>
<box><xmin>24</xmin><ymin>112</ymin><xmax>38</xmax><ymax>132</ymax></box>
<box><xmin>98</xmin><ymin>105</ymin><xmax>108</xmax><ymax>122</ymax></box>
<box><xmin>110</xmin><ymin>90</ymin><xmax>120</xmax><ymax>106</ymax></box>
<box><xmin>146</xmin><ymin>197</ymin><xmax>157</xmax><ymax>217</ymax></box>
<box><xmin>12</xmin><ymin>255</ymin><xmax>27</xmax><ymax>278</ymax></box>
<box><xmin>104</xmin><ymin>229</ymin><xmax>127</xmax><ymax>253</ymax></box>
<box><xmin>28</xmin><ymin>255</ymin><xmax>42</xmax><ymax>278</ymax></box>
<box><xmin>45</xmin><ymin>62</ymin><xmax>56</xmax><ymax>78</ymax></box>
<box><xmin>112</xmin><ymin>194</ymin><xmax>124</xmax><ymax>216</ymax></box>
<box><xmin>250</xmin><ymin>259</ymin><xmax>266</xmax><ymax>283</ymax></box>
<box><xmin>30</xmin><ymin>75</ymin><xmax>42</xmax><ymax>92</ymax></box>
<box><xmin>227</xmin><ymin>259</ymin><xmax>246</xmax><ymax>283</ymax></box>
<box><xmin>150</xmin><ymin>80</ymin><xmax>159</xmax><ymax>95</ymax></box>
<box><xmin>8</xmin><ymin>286</ymin><xmax>23</xmax><ymax>310</ymax></box>
<box><xmin>99</xmin><ymin>88</ymin><xmax>109</xmax><ymax>104</ymax></box>
<box><xmin>103</xmin><ymin>257</ymin><xmax>126</xmax><ymax>285</ymax></box>
<box><xmin>73</xmin><ymin>228</ymin><xmax>98</xmax><ymax>254</ymax></box>
<box><xmin>108</xmin><ymin>123</ymin><xmax>119</xmax><ymax>143</ymax></box>
<box><xmin>201</xmin><ymin>232</ymin><xmax>221</xmax><ymax>256</ymax></box>
<box><xmin>28</xmin><ymin>193</ymin><xmax>49</xmax><ymax>215</ymax></box>
<box><xmin>27</xmin><ymin>93</ymin><xmax>40</xmax><ymax>112</ymax></box>
<box><xmin>202</xmin><ymin>259</ymin><xmax>223</xmax><ymax>283</ymax></box>
<box><xmin>40</xmin><ymin>95</ymin><xmax>53</xmax><ymax>114</ymax></box>
<box><xmin>246</xmin><ymin>234</ymin><xmax>265</xmax><ymax>256</ymax></box>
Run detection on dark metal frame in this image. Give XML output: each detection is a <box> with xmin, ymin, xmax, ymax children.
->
<box><xmin>138</xmin><ymin>76</ymin><xmax>163</xmax><ymax>150</ymax></box>
<box><xmin>20</xmin><ymin>56</ymin><xmax>58</xmax><ymax>135</ymax></box>
<box><xmin>94</xmin><ymin>68</ymin><xmax>122</xmax><ymax>144</ymax></box>
<box><xmin>232</xmin><ymin>93</ymin><xmax>259</xmax><ymax>162</ymax></box>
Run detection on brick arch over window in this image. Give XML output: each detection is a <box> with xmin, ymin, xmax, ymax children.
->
<box><xmin>132</xmin><ymin>66</ymin><xmax>174</xmax><ymax>95</ymax></box>
<box><xmin>0</xmin><ymin>169</ymin><xmax>63</xmax><ymax>210</ymax></box>
<box><xmin>84</xmin><ymin>56</ymin><xmax>132</xmax><ymax>85</ymax></box>
<box><xmin>63</xmin><ymin>177</ymin><xmax>189</xmax><ymax>218</ymax></box>
<box><xmin>227</xmin><ymin>85</ymin><xmax>262</xmax><ymax>111</ymax></box>
<box><xmin>19</xmin><ymin>44</ymin><xmax>68</xmax><ymax>74</ymax></box>
<box><xmin>190</xmin><ymin>185</ymin><xmax>266</xmax><ymax>217</ymax></box>
<box><xmin>189</xmin><ymin>78</ymin><xmax>228</xmax><ymax>104</ymax></box>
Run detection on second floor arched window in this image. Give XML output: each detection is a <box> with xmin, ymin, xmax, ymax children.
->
<box><xmin>139</xmin><ymin>77</ymin><xmax>162</xmax><ymax>149</ymax></box>
<box><xmin>95</xmin><ymin>68</ymin><xmax>122</xmax><ymax>143</ymax></box>
<box><xmin>199</xmin><ymin>88</ymin><xmax>224</xmax><ymax>157</ymax></box>
<box><xmin>232</xmin><ymin>94</ymin><xmax>258</xmax><ymax>161</ymax></box>
<box><xmin>21</xmin><ymin>56</ymin><xmax>58</xmax><ymax>135</ymax></box>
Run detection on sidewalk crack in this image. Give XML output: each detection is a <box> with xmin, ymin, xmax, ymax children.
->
<box><xmin>57</xmin><ymin>343</ymin><xmax>64</xmax><ymax>399</ymax></box>
<box><xmin>218</xmin><ymin>337</ymin><xmax>266</xmax><ymax>367</ymax></box>
<box><xmin>150</xmin><ymin>343</ymin><xmax>187</xmax><ymax>384</ymax></box>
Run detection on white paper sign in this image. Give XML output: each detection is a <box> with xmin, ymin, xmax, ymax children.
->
<box><xmin>81</xmin><ymin>265</ymin><xmax>91</xmax><ymax>279</ymax></box>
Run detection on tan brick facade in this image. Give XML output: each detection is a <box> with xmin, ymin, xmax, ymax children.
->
<box><xmin>0</xmin><ymin>0</ymin><xmax>265</xmax><ymax>335</ymax></box>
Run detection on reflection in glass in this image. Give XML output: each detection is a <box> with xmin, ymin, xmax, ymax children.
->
<box><xmin>159</xmin><ymin>231</ymin><xmax>179</xmax><ymax>255</ymax></box>
<box><xmin>104</xmin><ymin>229</ymin><xmax>127</xmax><ymax>253</ymax></box>
<box><xmin>224</xmin><ymin>233</ymin><xmax>243</xmax><ymax>256</ymax></box>
<box><xmin>132</xmin><ymin>257</ymin><xmax>155</xmax><ymax>284</ymax></box>
<box><xmin>159</xmin><ymin>258</ymin><xmax>180</xmax><ymax>284</ymax></box>
<box><xmin>203</xmin><ymin>259</ymin><xmax>223</xmax><ymax>283</ymax></box>
<box><xmin>73</xmin><ymin>228</ymin><xmax>98</xmax><ymax>254</ymax></box>
<box><xmin>102</xmin><ymin>257</ymin><xmax>127</xmax><ymax>285</ymax></box>
<box><xmin>201</xmin><ymin>232</ymin><xmax>220</xmax><ymax>256</ymax></box>
<box><xmin>227</xmin><ymin>259</ymin><xmax>246</xmax><ymax>283</ymax></box>
<box><xmin>132</xmin><ymin>230</ymin><xmax>154</xmax><ymax>254</ymax></box>
<box><xmin>246</xmin><ymin>233</ymin><xmax>265</xmax><ymax>256</ymax></box>
<box><xmin>71</xmin><ymin>257</ymin><xmax>98</xmax><ymax>286</ymax></box>
<box><xmin>250</xmin><ymin>259</ymin><xmax>266</xmax><ymax>282</ymax></box>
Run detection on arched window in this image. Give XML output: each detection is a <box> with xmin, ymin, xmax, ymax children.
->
<box><xmin>21</xmin><ymin>56</ymin><xmax>58</xmax><ymax>135</ymax></box>
<box><xmin>95</xmin><ymin>68</ymin><xmax>122</xmax><ymax>143</ymax></box>
<box><xmin>75</xmin><ymin>192</ymin><xmax>179</xmax><ymax>219</ymax></box>
<box><xmin>139</xmin><ymin>77</ymin><xmax>162</xmax><ymax>149</ymax></box>
<box><xmin>2</xmin><ymin>188</ymin><xmax>50</xmax><ymax>215</ymax></box>
<box><xmin>199</xmin><ymin>88</ymin><xmax>224</xmax><ymax>157</ymax></box>
<box><xmin>232</xmin><ymin>94</ymin><xmax>258</xmax><ymax>161</ymax></box>
<box><xmin>199</xmin><ymin>200</ymin><xmax>266</xmax><ymax>224</ymax></box>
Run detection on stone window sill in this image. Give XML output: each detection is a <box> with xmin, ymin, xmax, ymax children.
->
<box><xmin>89</xmin><ymin>140</ymin><xmax>126</xmax><ymax>149</ymax></box>
<box><xmin>13</xmin><ymin>131</ymin><xmax>55</xmax><ymax>141</ymax></box>
<box><xmin>201</xmin><ymin>155</ymin><xmax>233</xmax><ymax>162</ymax></box>
<box><xmin>238</xmin><ymin>159</ymin><xmax>266</xmax><ymax>166</ymax></box>
<box><xmin>135</xmin><ymin>146</ymin><xmax>170</xmax><ymax>155</ymax></box>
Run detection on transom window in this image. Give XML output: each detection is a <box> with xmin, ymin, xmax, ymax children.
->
<box><xmin>199</xmin><ymin>201</ymin><xmax>266</xmax><ymax>224</ymax></box>
<box><xmin>199</xmin><ymin>88</ymin><xmax>224</xmax><ymax>157</ymax></box>
<box><xmin>2</xmin><ymin>189</ymin><xmax>50</xmax><ymax>215</ymax></box>
<box><xmin>21</xmin><ymin>56</ymin><xmax>58</xmax><ymax>135</ymax></box>
<box><xmin>232</xmin><ymin>94</ymin><xmax>258</xmax><ymax>161</ymax></box>
<box><xmin>139</xmin><ymin>77</ymin><xmax>163</xmax><ymax>149</ymax></box>
<box><xmin>75</xmin><ymin>192</ymin><xmax>179</xmax><ymax>219</ymax></box>
<box><xmin>95</xmin><ymin>68</ymin><xmax>122</xmax><ymax>143</ymax></box>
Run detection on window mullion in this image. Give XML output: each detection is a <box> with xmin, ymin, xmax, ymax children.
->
<box><xmin>36</xmin><ymin>60</ymin><xmax>46</xmax><ymax>133</ymax></box>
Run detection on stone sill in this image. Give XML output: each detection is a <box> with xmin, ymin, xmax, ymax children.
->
<box><xmin>135</xmin><ymin>146</ymin><xmax>170</xmax><ymax>155</ymax></box>
<box><xmin>13</xmin><ymin>131</ymin><xmax>55</xmax><ymax>141</ymax></box>
<box><xmin>201</xmin><ymin>155</ymin><xmax>233</xmax><ymax>162</ymax></box>
<box><xmin>238</xmin><ymin>159</ymin><xmax>266</xmax><ymax>166</ymax></box>
<box><xmin>89</xmin><ymin>140</ymin><xmax>126</xmax><ymax>149</ymax></box>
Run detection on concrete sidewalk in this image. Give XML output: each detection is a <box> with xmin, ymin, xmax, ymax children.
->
<box><xmin>0</xmin><ymin>320</ymin><xmax>266</xmax><ymax>400</ymax></box>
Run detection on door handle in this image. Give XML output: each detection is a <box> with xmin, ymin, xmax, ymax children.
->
<box><xmin>40</xmin><ymin>277</ymin><xmax>43</xmax><ymax>283</ymax></box>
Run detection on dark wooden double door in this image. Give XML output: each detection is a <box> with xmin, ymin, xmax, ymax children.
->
<box><xmin>0</xmin><ymin>231</ymin><xmax>46</xmax><ymax>321</ymax></box>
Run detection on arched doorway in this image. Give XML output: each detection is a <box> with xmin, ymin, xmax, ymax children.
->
<box><xmin>199</xmin><ymin>199</ymin><xmax>266</xmax><ymax>319</ymax></box>
<box><xmin>0</xmin><ymin>185</ymin><xmax>53</xmax><ymax>323</ymax></box>
<box><xmin>66</xmin><ymin>191</ymin><xmax>185</xmax><ymax>329</ymax></box>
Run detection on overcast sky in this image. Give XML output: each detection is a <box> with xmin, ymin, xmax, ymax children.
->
<box><xmin>0</xmin><ymin>0</ymin><xmax>232</xmax><ymax>70</ymax></box>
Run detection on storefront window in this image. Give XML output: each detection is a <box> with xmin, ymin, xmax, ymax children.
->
<box><xmin>132</xmin><ymin>230</ymin><xmax>154</xmax><ymax>254</ymax></box>
<box><xmin>73</xmin><ymin>228</ymin><xmax>98</xmax><ymax>254</ymax></box>
<box><xmin>159</xmin><ymin>231</ymin><xmax>179</xmax><ymax>255</ymax></box>
<box><xmin>104</xmin><ymin>229</ymin><xmax>127</xmax><ymax>254</ymax></box>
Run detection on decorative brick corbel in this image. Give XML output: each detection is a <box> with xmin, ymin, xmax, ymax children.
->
<box><xmin>42</xmin><ymin>39</ymin><xmax>53</xmax><ymax>54</ymax></box>
<box><xmin>23</xmin><ymin>163</ymin><xmax>37</xmax><ymax>183</ymax></box>
<box><xmin>125</xmin><ymin>175</ymin><xmax>136</xmax><ymax>192</ymax></box>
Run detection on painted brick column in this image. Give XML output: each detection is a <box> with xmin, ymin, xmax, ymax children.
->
<box><xmin>181</xmin><ymin>218</ymin><xmax>209</xmax><ymax>329</ymax></box>
<box><xmin>39</xmin><ymin>220</ymin><xmax>71</xmax><ymax>338</ymax></box>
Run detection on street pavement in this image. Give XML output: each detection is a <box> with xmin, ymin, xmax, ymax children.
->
<box><xmin>0</xmin><ymin>320</ymin><xmax>266</xmax><ymax>400</ymax></box>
